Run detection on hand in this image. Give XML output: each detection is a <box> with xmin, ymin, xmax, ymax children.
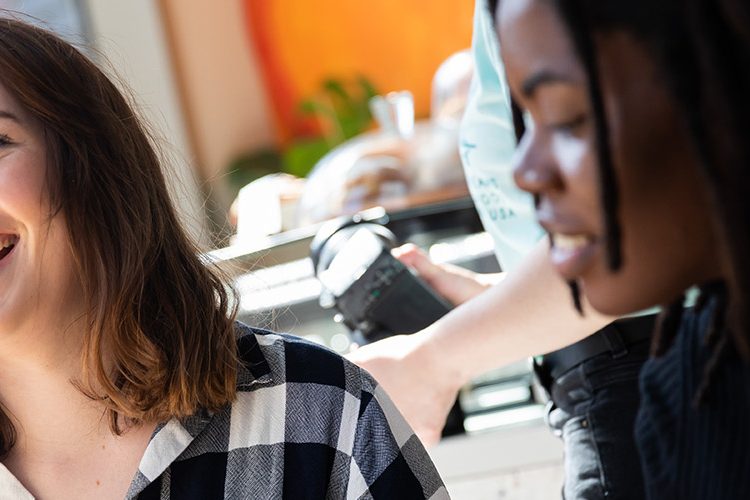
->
<box><xmin>346</xmin><ymin>332</ymin><xmax>464</xmax><ymax>447</ymax></box>
<box><xmin>393</xmin><ymin>243</ymin><xmax>499</xmax><ymax>306</ymax></box>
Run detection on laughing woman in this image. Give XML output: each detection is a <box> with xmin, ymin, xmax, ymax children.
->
<box><xmin>0</xmin><ymin>18</ymin><xmax>445</xmax><ymax>500</ymax></box>
<box><xmin>493</xmin><ymin>0</ymin><xmax>750</xmax><ymax>498</ymax></box>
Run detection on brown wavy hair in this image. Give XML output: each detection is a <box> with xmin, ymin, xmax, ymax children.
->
<box><xmin>0</xmin><ymin>18</ymin><xmax>239</xmax><ymax>455</ymax></box>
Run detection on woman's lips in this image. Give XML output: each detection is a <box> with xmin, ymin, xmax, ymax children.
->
<box><xmin>548</xmin><ymin>232</ymin><xmax>597</xmax><ymax>281</ymax></box>
<box><xmin>537</xmin><ymin>206</ymin><xmax>599</xmax><ymax>281</ymax></box>
<box><xmin>0</xmin><ymin>234</ymin><xmax>19</xmax><ymax>262</ymax></box>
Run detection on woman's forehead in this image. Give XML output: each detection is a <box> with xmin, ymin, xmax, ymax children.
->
<box><xmin>497</xmin><ymin>0</ymin><xmax>586</xmax><ymax>86</ymax></box>
<box><xmin>0</xmin><ymin>81</ymin><xmax>34</xmax><ymax>128</ymax></box>
<box><xmin>0</xmin><ymin>80</ymin><xmax>47</xmax><ymax>140</ymax></box>
<box><xmin>0</xmin><ymin>83</ymin><xmax>22</xmax><ymax>118</ymax></box>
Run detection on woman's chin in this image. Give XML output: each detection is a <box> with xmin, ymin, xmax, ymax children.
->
<box><xmin>580</xmin><ymin>280</ymin><xmax>653</xmax><ymax>317</ymax></box>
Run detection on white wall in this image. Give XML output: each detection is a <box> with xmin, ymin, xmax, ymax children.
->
<box><xmin>82</xmin><ymin>0</ymin><xmax>209</xmax><ymax>245</ymax></box>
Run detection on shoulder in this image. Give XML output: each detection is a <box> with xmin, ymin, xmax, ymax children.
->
<box><xmin>135</xmin><ymin>325</ymin><xmax>444</xmax><ymax>498</ymax></box>
<box><xmin>229</xmin><ymin>322</ymin><xmax>447</xmax><ymax>499</ymax></box>
<box><xmin>230</xmin><ymin>321</ymin><xmax>383</xmax><ymax>447</ymax></box>
<box><xmin>233</xmin><ymin>321</ymin><xmax>368</xmax><ymax>395</ymax></box>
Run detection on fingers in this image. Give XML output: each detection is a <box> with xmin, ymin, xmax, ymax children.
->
<box><xmin>391</xmin><ymin>243</ymin><xmax>427</xmax><ymax>266</ymax></box>
<box><xmin>392</xmin><ymin>243</ymin><xmax>442</xmax><ymax>281</ymax></box>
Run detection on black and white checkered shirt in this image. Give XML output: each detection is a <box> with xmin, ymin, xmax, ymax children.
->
<box><xmin>116</xmin><ymin>323</ymin><xmax>447</xmax><ymax>499</ymax></box>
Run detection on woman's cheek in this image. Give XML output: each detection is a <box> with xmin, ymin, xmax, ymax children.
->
<box><xmin>551</xmin><ymin>134</ymin><xmax>596</xmax><ymax>188</ymax></box>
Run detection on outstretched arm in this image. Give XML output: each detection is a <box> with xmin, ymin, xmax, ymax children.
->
<box><xmin>347</xmin><ymin>239</ymin><xmax>613</xmax><ymax>445</ymax></box>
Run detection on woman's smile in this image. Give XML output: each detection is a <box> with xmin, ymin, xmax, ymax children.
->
<box><xmin>535</xmin><ymin>199</ymin><xmax>600</xmax><ymax>282</ymax></box>
<box><xmin>538</xmin><ymin>214</ymin><xmax>599</xmax><ymax>281</ymax></box>
<box><xmin>0</xmin><ymin>234</ymin><xmax>18</xmax><ymax>262</ymax></box>
<box><xmin>548</xmin><ymin>232</ymin><xmax>598</xmax><ymax>281</ymax></box>
<box><xmin>0</xmin><ymin>82</ymin><xmax>83</xmax><ymax>336</ymax></box>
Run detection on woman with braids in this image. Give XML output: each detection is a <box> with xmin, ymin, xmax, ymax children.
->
<box><xmin>350</xmin><ymin>1</ymin><xmax>657</xmax><ymax>499</ymax></box>
<box><xmin>494</xmin><ymin>0</ymin><xmax>750</xmax><ymax>497</ymax></box>
<box><xmin>0</xmin><ymin>16</ymin><xmax>445</xmax><ymax>499</ymax></box>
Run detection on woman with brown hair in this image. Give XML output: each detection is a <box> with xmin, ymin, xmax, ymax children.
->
<box><xmin>0</xmin><ymin>17</ymin><xmax>444</xmax><ymax>499</ymax></box>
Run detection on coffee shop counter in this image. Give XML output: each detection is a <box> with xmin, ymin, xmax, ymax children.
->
<box><xmin>429</xmin><ymin>410</ymin><xmax>563</xmax><ymax>499</ymax></box>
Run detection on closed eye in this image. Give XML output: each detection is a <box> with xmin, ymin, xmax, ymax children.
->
<box><xmin>550</xmin><ymin>114</ymin><xmax>588</xmax><ymax>134</ymax></box>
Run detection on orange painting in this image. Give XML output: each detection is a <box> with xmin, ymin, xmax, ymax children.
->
<box><xmin>244</xmin><ymin>0</ymin><xmax>474</xmax><ymax>143</ymax></box>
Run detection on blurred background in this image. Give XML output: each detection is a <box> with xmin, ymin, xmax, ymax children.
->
<box><xmin>1</xmin><ymin>1</ymin><xmax>563</xmax><ymax>497</ymax></box>
<box><xmin>2</xmin><ymin>0</ymin><xmax>475</xmax><ymax>247</ymax></box>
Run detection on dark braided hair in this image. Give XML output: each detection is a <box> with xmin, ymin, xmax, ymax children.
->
<box><xmin>500</xmin><ymin>0</ymin><xmax>622</xmax><ymax>315</ymax></box>
<box><xmin>548</xmin><ymin>1</ymin><xmax>623</xmax><ymax>273</ymax></box>
<box><xmin>552</xmin><ymin>0</ymin><xmax>750</xmax><ymax>404</ymax></box>
<box><xmin>489</xmin><ymin>0</ymin><xmax>750</xmax><ymax>401</ymax></box>
<box><xmin>692</xmin><ymin>282</ymin><xmax>729</xmax><ymax>405</ymax></box>
<box><xmin>651</xmin><ymin>293</ymin><xmax>686</xmax><ymax>358</ymax></box>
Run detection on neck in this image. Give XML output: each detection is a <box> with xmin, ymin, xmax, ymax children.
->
<box><xmin>0</xmin><ymin>306</ymin><xmax>160</xmax><ymax>500</ymax></box>
<box><xmin>0</xmin><ymin>315</ymin><xmax>110</xmax><ymax>460</ymax></box>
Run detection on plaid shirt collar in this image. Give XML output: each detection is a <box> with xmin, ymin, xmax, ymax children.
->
<box><xmin>126</xmin><ymin>330</ymin><xmax>275</xmax><ymax>497</ymax></box>
<box><xmin>1</xmin><ymin>327</ymin><xmax>448</xmax><ymax>500</ymax></box>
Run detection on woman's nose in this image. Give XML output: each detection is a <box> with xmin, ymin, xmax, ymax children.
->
<box><xmin>512</xmin><ymin>132</ymin><xmax>561</xmax><ymax>197</ymax></box>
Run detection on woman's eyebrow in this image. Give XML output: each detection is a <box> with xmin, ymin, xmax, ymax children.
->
<box><xmin>522</xmin><ymin>69</ymin><xmax>576</xmax><ymax>98</ymax></box>
<box><xmin>0</xmin><ymin>110</ymin><xmax>20</xmax><ymax>123</ymax></box>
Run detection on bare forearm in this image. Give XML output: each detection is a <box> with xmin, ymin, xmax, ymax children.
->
<box><xmin>413</xmin><ymin>240</ymin><xmax>614</xmax><ymax>385</ymax></box>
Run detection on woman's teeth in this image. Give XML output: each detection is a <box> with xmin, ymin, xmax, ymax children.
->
<box><xmin>0</xmin><ymin>235</ymin><xmax>18</xmax><ymax>259</ymax></box>
<box><xmin>552</xmin><ymin>233</ymin><xmax>591</xmax><ymax>251</ymax></box>
<box><xmin>549</xmin><ymin>232</ymin><xmax>597</xmax><ymax>279</ymax></box>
